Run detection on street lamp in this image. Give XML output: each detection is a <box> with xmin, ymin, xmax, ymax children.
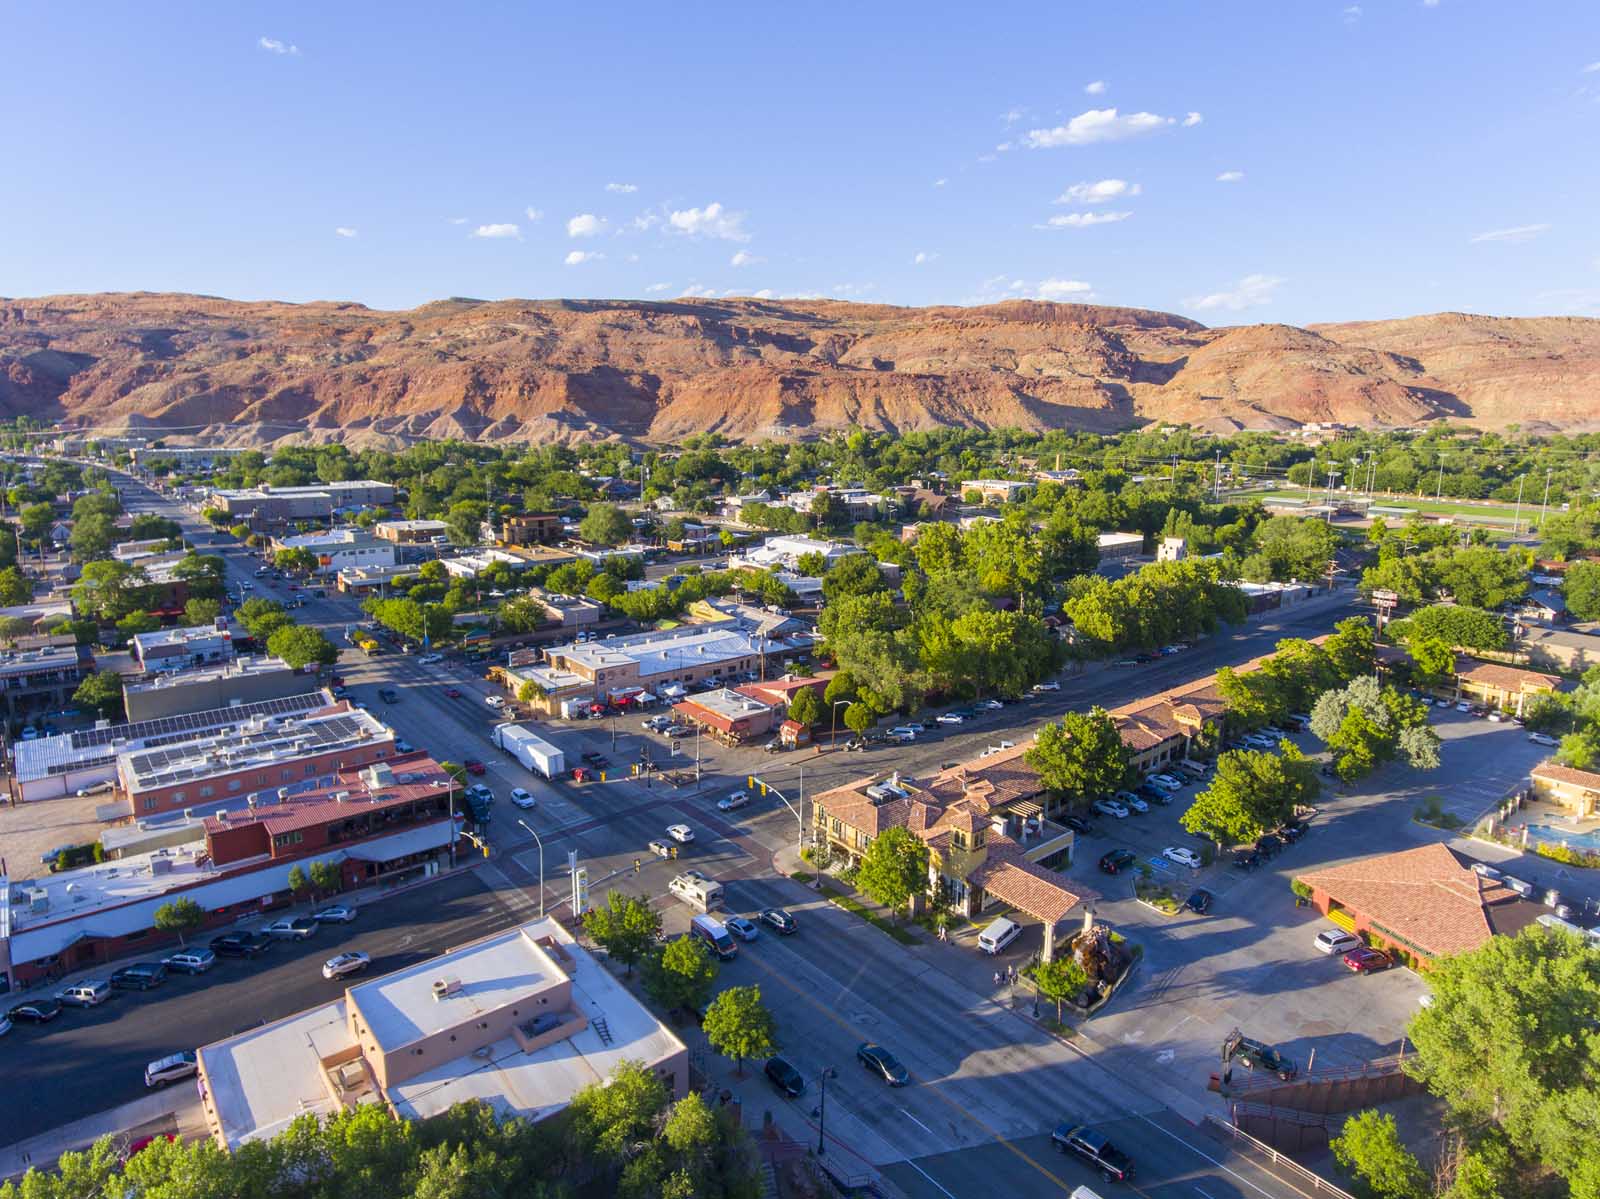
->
<box><xmin>516</xmin><ymin>818</ymin><xmax>546</xmax><ymax>918</ymax></box>
<box><xmin>829</xmin><ymin>698</ymin><xmax>850</xmax><ymax>749</ymax></box>
<box><xmin>816</xmin><ymin>1066</ymin><xmax>837</xmax><ymax>1156</ymax></box>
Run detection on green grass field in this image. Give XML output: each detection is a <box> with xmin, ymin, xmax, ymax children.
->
<box><xmin>1249</xmin><ymin>489</ymin><xmax>1530</xmax><ymax>524</ymax></box>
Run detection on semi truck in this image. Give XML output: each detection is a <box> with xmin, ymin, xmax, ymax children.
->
<box><xmin>491</xmin><ymin>723</ymin><xmax>566</xmax><ymax>780</ymax></box>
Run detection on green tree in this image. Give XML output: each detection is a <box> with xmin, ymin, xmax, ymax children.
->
<box><xmin>183</xmin><ymin>597</ymin><xmax>222</xmax><ymax>625</ymax></box>
<box><xmin>579</xmin><ymin>502</ymin><xmax>632</xmax><ymax>546</ymax></box>
<box><xmin>1564</xmin><ymin>561</ymin><xmax>1600</xmax><ymax>622</ymax></box>
<box><xmin>854</xmin><ymin>826</ymin><xmax>929</xmax><ymax>918</ymax></box>
<box><xmin>786</xmin><ymin>686</ymin><xmax>822</xmax><ymax>727</ymax></box>
<box><xmin>1325</xmin><ymin>616</ymin><xmax>1377</xmax><ymax>681</ymax></box>
<box><xmin>1033</xmin><ymin>956</ymin><xmax>1089</xmax><ymax>1022</ymax></box>
<box><xmin>1329</xmin><ymin>1110</ymin><xmax>1428</xmax><ymax>1199</ymax></box>
<box><xmin>823</xmin><ymin>672</ymin><xmax>856</xmax><ymax>707</ymax></box>
<box><xmin>1310</xmin><ymin>677</ymin><xmax>1439</xmax><ymax>780</ymax></box>
<box><xmin>309</xmin><ymin>859</ymin><xmax>341</xmax><ymax>893</ymax></box>
<box><xmin>1394</xmin><ymin>604</ymin><xmax>1507</xmax><ymax>652</ymax></box>
<box><xmin>642</xmin><ymin>936</ymin><xmax>719</xmax><ymax>1014</ymax></box>
<box><xmin>237</xmin><ymin>596</ymin><xmax>292</xmax><ymax>639</ymax></box>
<box><xmin>286</xmin><ymin>864</ymin><xmax>309</xmax><ymax>896</ymax></box>
<box><xmin>843</xmin><ymin>701</ymin><xmax>874</xmax><ymax>735</ymax></box>
<box><xmin>115</xmin><ymin>610</ymin><xmax>160</xmax><ymax>638</ymax></box>
<box><xmin>701</xmin><ymin>984</ymin><xmax>777</xmax><ymax>1077</ymax></box>
<box><xmin>72</xmin><ymin>670</ymin><xmax>125</xmax><ymax>720</ymax></box>
<box><xmin>69</xmin><ymin>511</ymin><xmax>116</xmax><ymax>560</ymax></box>
<box><xmin>1025</xmin><ymin>707</ymin><xmax>1132</xmax><ymax>809</ymax></box>
<box><xmin>153</xmin><ymin>896</ymin><xmax>205</xmax><ymax>947</ymax></box>
<box><xmin>266</xmin><ymin>624</ymin><xmax>339</xmax><ymax>670</ymax></box>
<box><xmin>0</xmin><ymin>565</ymin><xmax>31</xmax><ymax>606</ymax></box>
<box><xmin>19</xmin><ymin>502</ymin><xmax>54</xmax><ymax>544</ymax></box>
<box><xmin>1408</xmin><ymin>636</ymin><xmax>1456</xmax><ymax>688</ymax></box>
<box><xmin>274</xmin><ymin>546</ymin><xmax>320</xmax><ymax>574</ymax></box>
<box><xmin>582</xmin><ymin>890</ymin><xmax>662</xmax><ymax>977</ymax></box>
<box><xmin>517</xmin><ymin>678</ymin><xmax>548</xmax><ymax>705</ymax></box>
<box><xmin>1182</xmin><ymin>745</ymin><xmax>1320</xmax><ymax>844</ymax></box>
<box><xmin>71</xmin><ymin>559</ymin><xmax>150</xmax><ymax>621</ymax></box>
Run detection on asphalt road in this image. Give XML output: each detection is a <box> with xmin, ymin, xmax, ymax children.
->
<box><xmin>2</xmin><ymin>870</ymin><xmax>515</xmax><ymax>1146</ymax></box>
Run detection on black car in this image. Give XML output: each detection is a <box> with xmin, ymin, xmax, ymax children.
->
<box><xmin>760</xmin><ymin>908</ymin><xmax>798</xmax><ymax>935</ymax></box>
<box><xmin>856</xmin><ymin>1042</ymin><xmax>909</xmax><ymax>1086</ymax></box>
<box><xmin>1256</xmin><ymin>833</ymin><xmax>1283</xmax><ymax>858</ymax></box>
<box><xmin>1098</xmin><ymin>849</ymin><xmax>1137</xmax><ymax>875</ymax></box>
<box><xmin>1232</xmin><ymin>849</ymin><xmax>1261</xmax><ymax>871</ymax></box>
<box><xmin>1185</xmin><ymin>889</ymin><xmax>1213</xmax><ymax>915</ymax></box>
<box><xmin>1136</xmin><ymin>785</ymin><xmax>1167</xmax><ymax>805</ymax></box>
<box><xmin>1063</xmin><ymin>814</ymin><xmax>1094</xmax><ymax>836</ymax></box>
<box><xmin>1280</xmin><ymin>821</ymin><xmax>1308</xmax><ymax>844</ymax></box>
<box><xmin>378</xmin><ymin>687</ymin><xmax>399</xmax><ymax>703</ymax></box>
<box><xmin>764</xmin><ymin>1055</ymin><xmax>806</xmax><ymax>1098</ymax></box>
<box><xmin>1051</xmin><ymin>1124</ymin><xmax>1134</xmax><ymax>1182</ymax></box>
<box><xmin>110</xmin><ymin>963</ymin><xmax>167</xmax><ymax>991</ymax></box>
<box><xmin>7</xmin><ymin>998</ymin><xmax>62</xmax><ymax>1023</ymax></box>
<box><xmin>211</xmin><ymin>931</ymin><xmax>273</xmax><ymax>958</ymax></box>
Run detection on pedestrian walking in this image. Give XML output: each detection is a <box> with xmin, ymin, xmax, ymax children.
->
<box><xmin>993</xmin><ymin>970</ymin><xmax>1002</xmax><ymax>987</ymax></box>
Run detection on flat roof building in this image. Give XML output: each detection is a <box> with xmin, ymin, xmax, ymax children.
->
<box><xmin>196</xmin><ymin>918</ymin><xmax>686</xmax><ymax>1149</ymax></box>
<box><xmin>373</xmin><ymin>519</ymin><xmax>448</xmax><ymax>543</ymax></box>
<box><xmin>1096</xmin><ymin>532</ymin><xmax>1145</xmax><ymax>561</ymax></box>
<box><xmin>0</xmin><ymin>640</ymin><xmax>95</xmax><ymax>726</ymax></box>
<box><xmin>130</xmin><ymin>619</ymin><xmax>235</xmax><ymax>674</ymax></box>
<box><xmin>335</xmin><ymin>562</ymin><xmax>423</xmax><ymax>595</ymax></box>
<box><xmin>271</xmin><ymin>528</ymin><xmax>396</xmax><ymax>575</ymax></box>
<box><xmin>671</xmin><ymin>687</ymin><xmax>779</xmax><ymax>742</ymax></box>
<box><xmin>123</xmin><ymin>655</ymin><xmax>307</xmax><ymax>723</ymax></box>
<box><xmin>206</xmin><ymin>481</ymin><xmax>395</xmax><ymax>528</ymax></box>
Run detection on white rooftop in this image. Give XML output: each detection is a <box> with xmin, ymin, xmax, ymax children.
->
<box><xmin>554</xmin><ymin>622</ymin><xmax>764</xmax><ymax>679</ymax></box>
<box><xmin>0</xmin><ymin>643</ymin><xmax>81</xmax><ymax>677</ymax></box>
<box><xmin>200</xmin><ymin>998</ymin><xmax>351</xmax><ymax>1148</ymax></box>
<box><xmin>276</xmin><ymin>527</ymin><xmax>383</xmax><ymax>550</ymax></box>
<box><xmin>131</xmin><ymin>622</ymin><xmax>232</xmax><ymax>652</ymax></box>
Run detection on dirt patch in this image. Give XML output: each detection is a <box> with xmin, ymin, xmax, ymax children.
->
<box><xmin>0</xmin><ymin>792</ymin><xmax>115</xmax><ymax>881</ymax></box>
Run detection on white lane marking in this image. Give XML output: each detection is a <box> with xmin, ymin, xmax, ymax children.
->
<box><xmin>901</xmin><ymin>1108</ymin><xmax>938</xmax><ymax>1138</ymax></box>
<box><xmin>1195</xmin><ymin>1187</ymin><xmax>1218</xmax><ymax>1199</ymax></box>
<box><xmin>902</xmin><ymin>1158</ymin><xmax>959</xmax><ymax>1199</ymax></box>
<box><xmin>1137</xmin><ymin>1114</ymin><xmax>1299</xmax><ymax>1199</ymax></box>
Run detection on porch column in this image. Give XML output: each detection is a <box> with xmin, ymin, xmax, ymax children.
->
<box><xmin>1042</xmin><ymin>920</ymin><xmax>1056</xmax><ymax>964</ymax></box>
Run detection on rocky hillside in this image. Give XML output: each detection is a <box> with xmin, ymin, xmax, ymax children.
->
<box><xmin>1</xmin><ymin>292</ymin><xmax>1596</xmax><ymax>447</ymax></box>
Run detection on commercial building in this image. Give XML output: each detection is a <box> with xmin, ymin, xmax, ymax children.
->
<box><xmin>501</xmin><ymin>513</ymin><xmax>564</xmax><ymax>545</ymax></box>
<box><xmin>123</xmin><ymin>655</ymin><xmax>307</xmax><ymax>723</ymax></box>
<box><xmin>112</xmin><ymin>537</ymin><xmax>178</xmax><ymax>563</ymax></box>
<box><xmin>670</xmin><ymin>687</ymin><xmax>779</xmax><ymax>743</ymax></box>
<box><xmin>373</xmin><ymin>519</ymin><xmax>449</xmax><ymax>544</ymax></box>
<box><xmin>524</xmin><ymin>590</ymin><xmax>603</xmax><ymax>628</ymax></box>
<box><xmin>128</xmin><ymin>445</ymin><xmax>248</xmax><ymax>470</ymax></box>
<box><xmin>335</xmin><ymin>562</ymin><xmax>423</xmax><ymax>596</ymax></box>
<box><xmin>9</xmin><ymin>690</ymin><xmax>338</xmax><ymax>804</ymax></box>
<box><xmin>960</xmin><ymin>479</ymin><xmax>1031</xmax><ymax>504</ymax></box>
<box><xmin>733</xmin><ymin>535</ymin><xmax>863</xmax><ymax>573</ymax></box>
<box><xmin>1453</xmin><ymin>659</ymin><xmax>1559</xmax><ymax>715</ymax></box>
<box><xmin>1296</xmin><ymin>843</ymin><xmax>1544</xmax><ymax>965</ymax></box>
<box><xmin>119</xmin><ymin>702</ymin><xmax>399</xmax><ymax>818</ymax></box>
<box><xmin>0</xmin><ymin>638</ymin><xmax>95</xmax><ymax>726</ymax></box>
<box><xmin>195</xmin><ymin>918</ymin><xmax>686</xmax><ymax>1149</ymax></box>
<box><xmin>205</xmin><ymin>481</ymin><xmax>396</xmax><ymax>530</ymax></box>
<box><xmin>0</xmin><ymin>755</ymin><xmax>459</xmax><ymax>990</ymax></box>
<box><xmin>0</xmin><ymin>599</ymin><xmax>73</xmax><ymax>634</ymax></box>
<box><xmin>1530</xmin><ymin>761</ymin><xmax>1600</xmax><ymax>818</ymax></box>
<box><xmin>440</xmin><ymin>547</ymin><xmax>534</xmax><ymax>579</ymax></box>
<box><xmin>812</xmin><ymin>754</ymin><xmax>1080</xmax><ymax>959</ymax></box>
<box><xmin>130</xmin><ymin>619</ymin><xmax>236</xmax><ymax>674</ymax></box>
<box><xmin>1095</xmin><ymin>532</ymin><xmax>1145</xmax><ymax>562</ymax></box>
<box><xmin>270</xmin><ymin>529</ymin><xmax>396</xmax><ymax>576</ymax></box>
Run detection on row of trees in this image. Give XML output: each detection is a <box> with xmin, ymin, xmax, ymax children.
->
<box><xmin>1360</xmin><ymin>541</ymin><xmax>1532</xmax><ymax>611</ymax></box>
<box><xmin>1063</xmin><ymin>559</ymin><xmax>1249</xmax><ymax>653</ymax></box>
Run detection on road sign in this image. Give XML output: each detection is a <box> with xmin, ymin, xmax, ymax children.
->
<box><xmin>1371</xmin><ymin>589</ymin><xmax>1399</xmax><ymax>607</ymax></box>
<box><xmin>572</xmin><ymin>867</ymin><xmax>589</xmax><ymax>917</ymax></box>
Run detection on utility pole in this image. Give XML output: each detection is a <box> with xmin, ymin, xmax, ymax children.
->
<box><xmin>1213</xmin><ymin>451</ymin><xmax>1221</xmax><ymax>500</ymax></box>
<box><xmin>1514</xmin><ymin>474</ymin><xmax>1526</xmax><ymax>535</ymax></box>
<box><xmin>1436</xmin><ymin>455</ymin><xmax>1446</xmax><ymax>502</ymax></box>
<box><xmin>1540</xmin><ymin>468</ymin><xmax>1553</xmax><ymax>529</ymax></box>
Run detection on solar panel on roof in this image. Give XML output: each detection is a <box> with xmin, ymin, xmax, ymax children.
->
<box><xmin>68</xmin><ymin>691</ymin><xmax>328</xmax><ymax>750</ymax></box>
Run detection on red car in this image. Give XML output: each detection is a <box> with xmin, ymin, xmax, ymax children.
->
<box><xmin>443</xmin><ymin>686</ymin><xmax>462</xmax><ymax>699</ymax></box>
<box><xmin>463</xmin><ymin>759</ymin><xmax>487</xmax><ymax>776</ymax></box>
<box><xmin>1343</xmin><ymin>947</ymin><xmax>1392</xmax><ymax>974</ymax></box>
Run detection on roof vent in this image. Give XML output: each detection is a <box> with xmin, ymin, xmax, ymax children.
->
<box><xmin>431</xmin><ymin>976</ymin><xmax>463</xmax><ymax>1000</ymax></box>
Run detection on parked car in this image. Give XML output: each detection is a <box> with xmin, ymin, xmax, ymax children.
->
<box><xmin>1255</xmin><ymin>833</ymin><xmax>1283</xmax><ymax>857</ymax></box>
<box><xmin>7</xmin><ymin>998</ymin><xmax>63</xmax><ymax>1023</ymax></box>
<box><xmin>1185</xmin><ymin>889</ymin><xmax>1213</xmax><ymax>915</ymax></box>
<box><xmin>312</xmin><ymin>905</ymin><xmax>358</xmax><ymax>923</ymax></box>
<box><xmin>726</xmin><ymin>916</ymin><xmax>760</xmax><ymax>942</ymax></box>
<box><xmin>263</xmin><ymin>916</ymin><xmax>319</xmax><ymax>941</ymax></box>
<box><xmin>1118</xmin><ymin>791</ymin><xmax>1149</xmax><ymax>814</ymax></box>
<box><xmin>1149</xmin><ymin>774</ymin><xmax>1185</xmax><ymax>791</ymax></box>
<box><xmin>935</xmin><ymin>712</ymin><xmax>967</xmax><ymax>725</ymax></box>
<box><xmin>887</xmin><ymin>725</ymin><xmax>919</xmax><ymax>742</ymax></box>
<box><xmin>648</xmin><ymin>839</ymin><xmax>676</xmax><ymax>859</ymax></box>
<box><xmin>764</xmin><ymin>1055</ymin><xmax>807</xmax><ymax>1098</ymax></box>
<box><xmin>1063</xmin><ymin>814</ymin><xmax>1094</xmax><ymax>835</ymax></box>
<box><xmin>510</xmin><ymin>788</ymin><xmax>536</xmax><ymax>809</ymax></box>
<box><xmin>378</xmin><ymin>688</ymin><xmax>399</xmax><ymax>703</ymax></box>
<box><xmin>144</xmin><ymin>1052</ymin><xmax>198</xmax><ymax>1089</ymax></box>
<box><xmin>322</xmin><ymin>951</ymin><xmax>372</xmax><ymax>980</ymax></box>
<box><xmin>111</xmin><ymin>963</ymin><xmax>168</xmax><ymax>991</ymax></box>
<box><xmin>1051</xmin><ymin>1123</ymin><xmax>1135</xmax><ymax>1182</ymax></box>
<box><xmin>1032</xmin><ymin>681</ymin><xmax>1061</xmax><ymax>692</ymax></box>
<box><xmin>1344</xmin><ymin>947</ymin><xmax>1393</xmax><ymax>974</ymax></box>
<box><xmin>717</xmin><ymin>791</ymin><xmax>750</xmax><ymax>812</ymax></box>
<box><xmin>55</xmin><ymin>980</ymin><xmax>113</xmax><ymax>1007</ymax></box>
<box><xmin>1231</xmin><ymin>849</ymin><xmax>1261</xmax><ymax>871</ymax></box>
<box><xmin>856</xmin><ymin>1042</ymin><xmax>909</xmax><ymax>1086</ymax></box>
<box><xmin>666</xmin><ymin>824</ymin><xmax>695</xmax><ymax>844</ymax></box>
<box><xmin>1098</xmin><ymin>849</ymin><xmax>1137</xmax><ymax>875</ymax></box>
<box><xmin>463</xmin><ymin>759</ymin><xmax>487</xmax><ymax>775</ymax></box>
<box><xmin>1529</xmin><ymin>732</ymin><xmax>1559</xmax><ymax>747</ymax></box>
<box><xmin>485</xmin><ymin>695</ymin><xmax>505</xmax><ymax>708</ymax></box>
<box><xmin>417</xmin><ymin>653</ymin><xmax>443</xmax><ymax>665</ymax></box>
<box><xmin>1314</xmin><ymin>929</ymin><xmax>1363</xmax><ymax>955</ymax></box>
<box><xmin>161</xmin><ymin>949</ymin><xmax>217</xmax><ymax>975</ymax></box>
<box><xmin>760</xmin><ymin>908</ymin><xmax>798</xmax><ymax>935</ymax></box>
<box><xmin>443</xmin><ymin>686</ymin><xmax>463</xmax><ymax>699</ymax></box>
<box><xmin>1163</xmin><ymin>846</ymin><xmax>1202</xmax><ymax>869</ymax></box>
<box><xmin>1093</xmin><ymin>798</ymin><xmax>1129</xmax><ymax>819</ymax></box>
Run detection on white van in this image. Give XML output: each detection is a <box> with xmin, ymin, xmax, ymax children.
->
<box><xmin>669</xmin><ymin>872</ymin><xmax>724</xmax><ymax>912</ymax></box>
<box><xmin>978</xmin><ymin>916</ymin><xmax>1022</xmax><ymax>955</ymax></box>
<box><xmin>689</xmin><ymin>914</ymin><xmax>739</xmax><ymax>960</ymax></box>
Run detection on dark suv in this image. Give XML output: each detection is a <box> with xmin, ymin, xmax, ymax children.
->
<box><xmin>1051</xmin><ymin>1123</ymin><xmax>1134</xmax><ymax>1182</ymax></box>
<box><xmin>1223</xmin><ymin>1028</ymin><xmax>1298</xmax><ymax>1080</ymax></box>
<box><xmin>110</xmin><ymin>962</ymin><xmax>168</xmax><ymax>991</ymax></box>
<box><xmin>764</xmin><ymin>1055</ymin><xmax>806</xmax><ymax>1098</ymax></box>
<box><xmin>1098</xmin><ymin>849</ymin><xmax>1136</xmax><ymax>875</ymax></box>
<box><xmin>211</xmin><ymin>931</ymin><xmax>273</xmax><ymax>959</ymax></box>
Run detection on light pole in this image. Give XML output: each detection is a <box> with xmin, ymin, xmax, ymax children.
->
<box><xmin>829</xmin><ymin>698</ymin><xmax>850</xmax><ymax>749</ymax></box>
<box><xmin>816</xmin><ymin>1066</ymin><xmax>837</xmax><ymax>1156</ymax></box>
<box><xmin>1513</xmin><ymin>474</ymin><xmax>1527</xmax><ymax>535</ymax></box>
<box><xmin>516</xmin><ymin>818</ymin><xmax>546</xmax><ymax>918</ymax></box>
<box><xmin>1540</xmin><ymin>468</ymin><xmax>1553</xmax><ymax>529</ymax></box>
<box><xmin>1436</xmin><ymin>454</ymin><xmax>1447</xmax><ymax>502</ymax></box>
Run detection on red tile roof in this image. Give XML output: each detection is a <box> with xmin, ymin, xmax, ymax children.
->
<box><xmin>968</xmin><ymin>837</ymin><xmax>1082</xmax><ymax>925</ymax></box>
<box><xmin>1455</xmin><ymin>658</ymin><xmax>1560</xmax><ymax>692</ymax></box>
<box><xmin>1531</xmin><ymin>761</ymin><xmax>1600</xmax><ymax>791</ymax></box>
<box><xmin>203</xmin><ymin>754</ymin><xmax>454</xmax><ymax>838</ymax></box>
<box><xmin>1296</xmin><ymin>843</ymin><xmax>1528</xmax><ymax>959</ymax></box>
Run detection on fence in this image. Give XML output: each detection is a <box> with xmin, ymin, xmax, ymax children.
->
<box><xmin>1205</xmin><ymin>1115</ymin><xmax>1356</xmax><ymax>1198</ymax></box>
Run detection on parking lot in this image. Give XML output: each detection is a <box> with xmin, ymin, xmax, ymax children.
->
<box><xmin>0</xmin><ymin>792</ymin><xmax>113</xmax><ymax>884</ymax></box>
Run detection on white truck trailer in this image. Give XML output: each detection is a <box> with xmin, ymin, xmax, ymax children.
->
<box><xmin>492</xmin><ymin>723</ymin><xmax>566</xmax><ymax>780</ymax></box>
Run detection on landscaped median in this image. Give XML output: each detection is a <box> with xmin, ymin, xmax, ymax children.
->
<box><xmin>789</xmin><ymin>870</ymin><xmax>919</xmax><ymax>944</ymax></box>
<box><xmin>1133</xmin><ymin>873</ymin><xmax>1184</xmax><ymax>916</ymax></box>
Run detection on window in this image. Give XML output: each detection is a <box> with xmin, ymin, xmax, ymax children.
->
<box><xmin>229</xmin><ymin>779</ymin><xmax>242</xmax><ymax>792</ymax></box>
<box><xmin>144</xmin><ymin>797</ymin><xmax>157</xmax><ymax>812</ymax></box>
<box><xmin>173</xmin><ymin>791</ymin><xmax>186</xmax><ymax>804</ymax></box>
<box><xmin>199</xmin><ymin>786</ymin><xmax>214</xmax><ymax>798</ymax></box>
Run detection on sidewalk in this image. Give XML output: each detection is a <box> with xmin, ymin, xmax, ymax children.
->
<box><xmin>0</xmin><ymin>1089</ymin><xmax>208</xmax><ymax>1182</ymax></box>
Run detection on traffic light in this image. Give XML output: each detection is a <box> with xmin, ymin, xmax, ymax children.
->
<box><xmin>759</xmin><ymin>782</ymin><xmax>768</xmax><ymax>795</ymax></box>
<box><xmin>633</xmin><ymin>857</ymin><xmax>641</xmax><ymax>874</ymax></box>
<box><xmin>746</xmin><ymin>775</ymin><xmax>755</xmax><ymax>789</ymax></box>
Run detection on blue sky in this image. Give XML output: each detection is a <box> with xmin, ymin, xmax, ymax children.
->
<box><xmin>3</xmin><ymin>2</ymin><xmax>1598</xmax><ymax>325</ymax></box>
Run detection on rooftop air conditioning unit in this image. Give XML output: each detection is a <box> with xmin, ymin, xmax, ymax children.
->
<box><xmin>431</xmin><ymin>977</ymin><xmax>463</xmax><ymax>1000</ymax></box>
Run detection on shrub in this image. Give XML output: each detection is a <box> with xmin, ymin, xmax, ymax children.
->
<box><xmin>1534</xmin><ymin>842</ymin><xmax>1600</xmax><ymax>869</ymax></box>
<box><xmin>1291</xmin><ymin>879</ymin><xmax>1313</xmax><ymax>901</ymax></box>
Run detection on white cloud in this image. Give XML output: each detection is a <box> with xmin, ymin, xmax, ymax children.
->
<box><xmin>1034</xmin><ymin>278</ymin><xmax>1095</xmax><ymax>301</ymax></box>
<box><xmin>1422</xmin><ymin>0</ymin><xmax>1440</xmax><ymax>6</ymax></box>
<box><xmin>1470</xmin><ymin>223</ymin><xmax>1550</xmax><ymax>243</ymax></box>
<box><xmin>1024</xmin><ymin>107</ymin><xmax>1183</xmax><ymax>148</ymax></box>
<box><xmin>447</xmin><ymin>217</ymin><xmax>468</xmax><ymax>225</ymax></box>
<box><xmin>524</xmin><ymin>206</ymin><xmax>544</xmax><ymax>222</ymax></box>
<box><xmin>605</xmin><ymin>182</ymin><xmax>638</xmax><ymax>194</ymax></box>
<box><xmin>567</xmin><ymin>213</ymin><xmax>607</xmax><ymax>238</ymax></box>
<box><xmin>1182</xmin><ymin>111</ymin><xmax>1204</xmax><ymax>127</ymax></box>
<box><xmin>1001</xmin><ymin>107</ymin><xmax>1024</xmax><ymax>124</ymax></box>
<box><xmin>1186</xmin><ymin>273</ymin><xmax>1284</xmax><ymax>311</ymax></box>
<box><xmin>645</xmin><ymin>283</ymin><xmax>672</xmax><ymax>294</ymax></box>
<box><xmin>679</xmin><ymin>283</ymin><xmax>718</xmax><ymax>298</ymax></box>
<box><xmin>752</xmin><ymin>289</ymin><xmax>774</xmax><ymax>299</ymax></box>
<box><xmin>258</xmin><ymin>36</ymin><xmax>299</xmax><ymax>55</ymax></box>
<box><xmin>1041</xmin><ymin>212</ymin><xmax>1131</xmax><ymax>228</ymax></box>
<box><xmin>1583</xmin><ymin>61</ymin><xmax>1600</xmax><ymax>73</ymax></box>
<box><xmin>471</xmin><ymin>223</ymin><xmax>521</xmax><ymax>240</ymax></box>
<box><xmin>1343</xmin><ymin>5</ymin><xmax>1363</xmax><ymax>19</ymax></box>
<box><xmin>1084</xmin><ymin>80</ymin><xmax>1107</xmax><ymax>95</ymax></box>
<box><xmin>628</xmin><ymin>213</ymin><xmax>661</xmax><ymax>233</ymax></box>
<box><xmin>1216</xmin><ymin>170</ymin><xmax>1245</xmax><ymax>183</ymax></box>
<box><xmin>668</xmin><ymin>202</ymin><xmax>750</xmax><ymax>241</ymax></box>
<box><xmin>334</xmin><ymin>227</ymin><xmax>357</xmax><ymax>238</ymax></box>
<box><xmin>729</xmin><ymin>250</ymin><xmax>762</xmax><ymax>267</ymax></box>
<box><xmin>564</xmin><ymin>250</ymin><xmax>603</xmax><ymax>265</ymax></box>
<box><xmin>913</xmin><ymin>251</ymin><xmax>938</xmax><ymax>265</ymax></box>
<box><xmin>996</xmin><ymin>141</ymin><xmax>1014</xmax><ymax>152</ymax></box>
<box><xmin>933</xmin><ymin>178</ymin><xmax>948</xmax><ymax>188</ymax></box>
<box><xmin>1055</xmin><ymin>178</ymin><xmax>1141</xmax><ymax>205</ymax></box>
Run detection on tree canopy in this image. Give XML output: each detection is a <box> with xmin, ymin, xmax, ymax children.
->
<box><xmin>1025</xmin><ymin>707</ymin><xmax>1131</xmax><ymax>807</ymax></box>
